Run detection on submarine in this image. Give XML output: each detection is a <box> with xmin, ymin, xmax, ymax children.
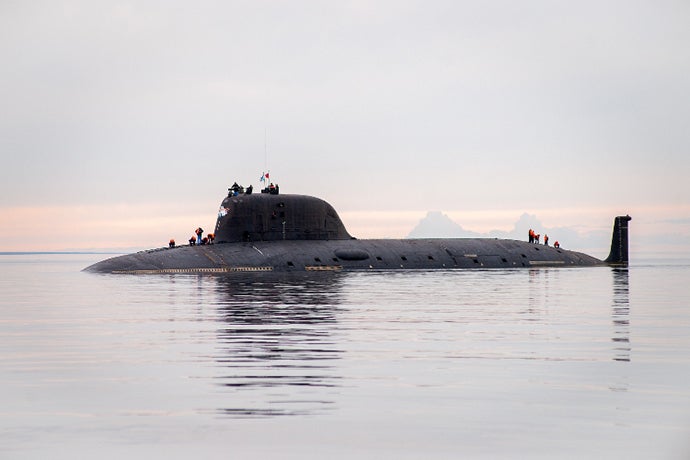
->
<box><xmin>84</xmin><ymin>186</ymin><xmax>631</xmax><ymax>274</ymax></box>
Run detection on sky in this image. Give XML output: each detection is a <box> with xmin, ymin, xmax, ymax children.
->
<box><xmin>1</xmin><ymin>1</ymin><xmax>689</xmax><ymax>259</ymax></box>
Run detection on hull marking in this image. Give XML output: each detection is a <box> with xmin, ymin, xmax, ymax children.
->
<box><xmin>111</xmin><ymin>266</ymin><xmax>273</xmax><ymax>274</ymax></box>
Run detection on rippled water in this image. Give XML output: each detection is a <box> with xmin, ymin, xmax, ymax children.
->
<box><xmin>1</xmin><ymin>254</ymin><xmax>689</xmax><ymax>459</ymax></box>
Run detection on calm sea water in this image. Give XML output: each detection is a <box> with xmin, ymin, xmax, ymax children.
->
<box><xmin>1</xmin><ymin>253</ymin><xmax>689</xmax><ymax>459</ymax></box>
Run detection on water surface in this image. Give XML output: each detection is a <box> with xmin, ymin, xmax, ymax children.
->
<box><xmin>1</xmin><ymin>254</ymin><xmax>689</xmax><ymax>459</ymax></box>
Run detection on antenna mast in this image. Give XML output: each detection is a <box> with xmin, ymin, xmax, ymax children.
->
<box><xmin>264</xmin><ymin>127</ymin><xmax>270</xmax><ymax>184</ymax></box>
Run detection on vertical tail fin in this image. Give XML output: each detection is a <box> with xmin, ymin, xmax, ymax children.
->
<box><xmin>605</xmin><ymin>215</ymin><xmax>632</xmax><ymax>266</ymax></box>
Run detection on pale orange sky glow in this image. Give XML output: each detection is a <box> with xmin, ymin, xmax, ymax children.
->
<box><xmin>0</xmin><ymin>203</ymin><xmax>212</xmax><ymax>252</ymax></box>
<box><xmin>2</xmin><ymin>201</ymin><xmax>688</xmax><ymax>259</ymax></box>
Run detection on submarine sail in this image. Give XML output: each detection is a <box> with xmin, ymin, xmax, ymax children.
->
<box><xmin>214</xmin><ymin>194</ymin><xmax>352</xmax><ymax>243</ymax></box>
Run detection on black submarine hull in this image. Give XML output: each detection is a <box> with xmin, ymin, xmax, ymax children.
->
<box><xmin>84</xmin><ymin>192</ymin><xmax>629</xmax><ymax>274</ymax></box>
<box><xmin>85</xmin><ymin>238</ymin><xmax>605</xmax><ymax>274</ymax></box>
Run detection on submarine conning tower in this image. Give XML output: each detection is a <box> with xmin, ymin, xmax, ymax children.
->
<box><xmin>214</xmin><ymin>193</ymin><xmax>353</xmax><ymax>243</ymax></box>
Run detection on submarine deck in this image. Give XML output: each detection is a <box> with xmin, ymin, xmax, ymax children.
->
<box><xmin>84</xmin><ymin>238</ymin><xmax>604</xmax><ymax>274</ymax></box>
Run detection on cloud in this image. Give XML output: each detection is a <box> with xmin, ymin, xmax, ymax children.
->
<box><xmin>404</xmin><ymin>208</ymin><xmax>690</xmax><ymax>260</ymax></box>
<box><xmin>407</xmin><ymin>211</ymin><xmax>481</xmax><ymax>238</ymax></box>
<box><xmin>406</xmin><ymin>210</ymin><xmax>605</xmax><ymax>250</ymax></box>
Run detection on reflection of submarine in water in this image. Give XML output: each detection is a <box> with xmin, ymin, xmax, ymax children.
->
<box><xmin>211</xmin><ymin>273</ymin><xmax>344</xmax><ymax>417</ymax></box>
<box><xmin>84</xmin><ymin>188</ymin><xmax>631</xmax><ymax>274</ymax></box>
